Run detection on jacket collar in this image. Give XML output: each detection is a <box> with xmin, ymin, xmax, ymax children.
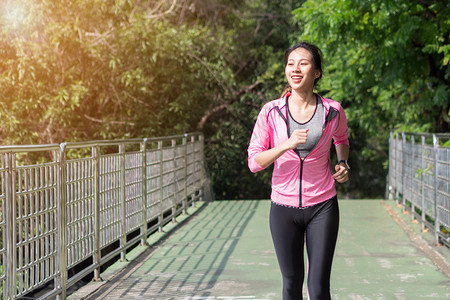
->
<box><xmin>282</xmin><ymin>92</ymin><xmax>334</xmax><ymax>111</ymax></box>
<box><xmin>277</xmin><ymin>93</ymin><xmax>338</xmax><ymax>126</ymax></box>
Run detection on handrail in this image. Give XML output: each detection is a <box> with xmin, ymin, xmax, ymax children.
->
<box><xmin>61</xmin><ymin>132</ymin><xmax>203</xmax><ymax>150</ymax></box>
<box><xmin>0</xmin><ymin>144</ymin><xmax>60</xmax><ymax>153</ymax></box>
<box><xmin>387</xmin><ymin>131</ymin><xmax>449</xmax><ymax>247</ymax></box>
<box><xmin>0</xmin><ymin>133</ymin><xmax>210</xmax><ymax>299</ymax></box>
<box><xmin>398</xmin><ymin>132</ymin><xmax>450</xmax><ymax>139</ymax></box>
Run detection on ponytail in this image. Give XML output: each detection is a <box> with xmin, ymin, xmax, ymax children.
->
<box><xmin>280</xmin><ymin>85</ymin><xmax>291</xmax><ymax>97</ymax></box>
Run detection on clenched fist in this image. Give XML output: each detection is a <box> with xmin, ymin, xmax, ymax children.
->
<box><xmin>333</xmin><ymin>164</ymin><xmax>349</xmax><ymax>183</ymax></box>
<box><xmin>285</xmin><ymin>129</ymin><xmax>308</xmax><ymax>150</ymax></box>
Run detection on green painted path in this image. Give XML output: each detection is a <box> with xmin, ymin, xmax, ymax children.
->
<box><xmin>68</xmin><ymin>200</ymin><xmax>449</xmax><ymax>299</ymax></box>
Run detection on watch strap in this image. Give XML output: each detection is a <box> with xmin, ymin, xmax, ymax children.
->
<box><xmin>338</xmin><ymin>160</ymin><xmax>350</xmax><ymax>170</ymax></box>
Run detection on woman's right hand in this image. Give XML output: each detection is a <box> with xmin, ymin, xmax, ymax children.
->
<box><xmin>254</xmin><ymin>129</ymin><xmax>308</xmax><ymax>169</ymax></box>
<box><xmin>283</xmin><ymin>129</ymin><xmax>308</xmax><ymax>150</ymax></box>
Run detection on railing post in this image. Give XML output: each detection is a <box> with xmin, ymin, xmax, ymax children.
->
<box><xmin>93</xmin><ymin>145</ymin><xmax>102</xmax><ymax>280</ymax></box>
<box><xmin>5</xmin><ymin>153</ymin><xmax>17</xmax><ymax>300</ymax></box>
<box><xmin>387</xmin><ymin>132</ymin><xmax>392</xmax><ymax>200</ymax></box>
<box><xmin>433</xmin><ymin>134</ymin><xmax>440</xmax><ymax>244</ymax></box>
<box><xmin>56</xmin><ymin>145</ymin><xmax>68</xmax><ymax>300</ymax></box>
<box><xmin>420</xmin><ymin>136</ymin><xmax>426</xmax><ymax>231</ymax></box>
<box><xmin>141</xmin><ymin>140</ymin><xmax>148</xmax><ymax>246</ymax></box>
<box><xmin>183</xmin><ymin>135</ymin><xmax>188</xmax><ymax>214</ymax></box>
<box><xmin>158</xmin><ymin>140</ymin><xmax>164</xmax><ymax>232</ymax></box>
<box><xmin>394</xmin><ymin>132</ymin><xmax>400</xmax><ymax>204</ymax></box>
<box><xmin>199</xmin><ymin>134</ymin><xmax>208</xmax><ymax>202</ymax></box>
<box><xmin>411</xmin><ymin>135</ymin><xmax>416</xmax><ymax>221</ymax></box>
<box><xmin>120</xmin><ymin>144</ymin><xmax>127</xmax><ymax>261</ymax></box>
<box><xmin>401</xmin><ymin>132</ymin><xmax>406</xmax><ymax>212</ymax></box>
<box><xmin>171</xmin><ymin>139</ymin><xmax>177</xmax><ymax>223</ymax></box>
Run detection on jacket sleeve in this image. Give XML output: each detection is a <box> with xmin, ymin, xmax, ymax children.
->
<box><xmin>248</xmin><ymin>105</ymin><xmax>271</xmax><ymax>173</ymax></box>
<box><xmin>333</xmin><ymin>103</ymin><xmax>350</xmax><ymax>146</ymax></box>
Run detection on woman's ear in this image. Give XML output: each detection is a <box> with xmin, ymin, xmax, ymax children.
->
<box><xmin>315</xmin><ymin>71</ymin><xmax>321</xmax><ymax>79</ymax></box>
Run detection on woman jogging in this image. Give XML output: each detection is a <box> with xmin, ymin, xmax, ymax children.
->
<box><xmin>247</xmin><ymin>42</ymin><xmax>350</xmax><ymax>300</ymax></box>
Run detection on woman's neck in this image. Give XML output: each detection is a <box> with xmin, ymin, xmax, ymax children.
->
<box><xmin>289</xmin><ymin>90</ymin><xmax>316</xmax><ymax>109</ymax></box>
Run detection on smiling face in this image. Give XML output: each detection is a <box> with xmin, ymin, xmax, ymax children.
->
<box><xmin>285</xmin><ymin>47</ymin><xmax>321</xmax><ymax>92</ymax></box>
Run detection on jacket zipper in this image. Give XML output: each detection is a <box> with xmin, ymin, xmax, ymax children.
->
<box><xmin>274</xmin><ymin>100</ymin><xmax>339</xmax><ymax>208</ymax></box>
<box><xmin>283</xmin><ymin>104</ymin><xmax>305</xmax><ymax>208</ymax></box>
<box><xmin>299</xmin><ymin>158</ymin><xmax>304</xmax><ymax>207</ymax></box>
<box><xmin>294</xmin><ymin>107</ymin><xmax>337</xmax><ymax>208</ymax></box>
<box><xmin>297</xmin><ymin>108</ymin><xmax>335</xmax><ymax>207</ymax></box>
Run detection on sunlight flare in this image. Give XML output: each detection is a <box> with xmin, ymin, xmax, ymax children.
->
<box><xmin>2</xmin><ymin>0</ymin><xmax>27</xmax><ymax>27</ymax></box>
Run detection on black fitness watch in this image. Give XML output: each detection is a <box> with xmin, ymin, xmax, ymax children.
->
<box><xmin>338</xmin><ymin>160</ymin><xmax>350</xmax><ymax>170</ymax></box>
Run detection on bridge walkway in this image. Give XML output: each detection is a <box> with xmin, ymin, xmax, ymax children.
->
<box><xmin>67</xmin><ymin>200</ymin><xmax>449</xmax><ymax>299</ymax></box>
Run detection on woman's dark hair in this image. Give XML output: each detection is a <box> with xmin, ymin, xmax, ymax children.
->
<box><xmin>284</xmin><ymin>42</ymin><xmax>323</xmax><ymax>86</ymax></box>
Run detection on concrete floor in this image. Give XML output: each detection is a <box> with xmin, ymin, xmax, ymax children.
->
<box><xmin>68</xmin><ymin>199</ymin><xmax>449</xmax><ymax>300</ymax></box>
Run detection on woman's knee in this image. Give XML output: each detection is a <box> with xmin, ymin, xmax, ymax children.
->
<box><xmin>282</xmin><ymin>274</ymin><xmax>303</xmax><ymax>300</ymax></box>
<box><xmin>307</xmin><ymin>278</ymin><xmax>331</xmax><ymax>300</ymax></box>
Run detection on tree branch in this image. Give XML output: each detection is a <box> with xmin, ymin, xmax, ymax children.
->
<box><xmin>197</xmin><ymin>81</ymin><xmax>261</xmax><ymax>130</ymax></box>
<box><xmin>441</xmin><ymin>105</ymin><xmax>450</xmax><ymax>123</ymax></box>
<box><xmin>233</xmin><ymin>27</ymin><xmax>275</xmax><ymax>78</ymax></box>
<box><xmin>146</xmin><ymin>0</ymin><xmax>178</xmax><ymax>19</ymax></box>
<box><xmin>84</xmin><ymin>114</ymin><xmax>135</xmax><ymax>126</ymax></box>
<box><xmin>187</xmin><ymin>52</ymin><xmax>231</xmax><ymax>94</ymax></box>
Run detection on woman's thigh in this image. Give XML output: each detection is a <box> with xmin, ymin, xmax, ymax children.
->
<box><xmin>269</xmin><ymin>203</ymin><xmax>306</xmax><ymax>277</ymax></box>
<box><xmin>305</xmin><ymin>198</ymin><xmax>339</xmax><ymax>290</ymax></box>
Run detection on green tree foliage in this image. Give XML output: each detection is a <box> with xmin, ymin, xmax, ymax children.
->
<box><xmin>291</xmin><ymin>0</ymin><xmax>450</xmax><ymax>198</ymax></box>
<box><xmin>2</xmin><ymin>0</ymin><xmax>446</xmax><ymax>200</ymax></box>
<box><xmin>0</xmin><ymin>0</ymin><xmax>238</xmax><ymax>143</ymax></box>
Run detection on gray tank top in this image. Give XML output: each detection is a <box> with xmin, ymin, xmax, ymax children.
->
<box><xmin>288</xmin><ymin>96</ymin><xmax>324</xmax><ymax>158</ymax></box>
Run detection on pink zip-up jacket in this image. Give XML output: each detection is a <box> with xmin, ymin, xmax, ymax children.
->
<box><xmin>248</xmin><ymin>93</ymin><xmax>349</xmax><ymax>208</ymax></box>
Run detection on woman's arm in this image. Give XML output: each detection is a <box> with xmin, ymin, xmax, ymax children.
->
<box><xmin>255</xmin><ymin>129</ymin><xmax>309</xmax><ymax>169</ymax></box>
<box><xmin>333</xmin><ymin>143</ymin><xmax>350</xmax><ymax>183</ymax></box>
<box><xmin>332</xmin><ymin>103</ymin><xmax>350</xmax><ymax>183</ymax></box>
<box><xmin>336</xmin><ymin>143</ymin><xmax>349</xmax><ymax>163</ymax></box>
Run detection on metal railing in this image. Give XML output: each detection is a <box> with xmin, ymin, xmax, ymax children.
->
<box><xmin>388</xmin><ymin>131</ymin><xmax>450</xmax><ymax>247</ymax></box>
<box><xmin>0</xmin><ymin>133</ymin><xmax>210</xmax><ymax>299</ymax></box>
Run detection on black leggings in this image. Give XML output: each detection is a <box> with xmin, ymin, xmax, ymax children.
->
<box><xmin>269</xmin><ymin>196</ymin><xmax>339</xmax><ymax>300</ymax></box>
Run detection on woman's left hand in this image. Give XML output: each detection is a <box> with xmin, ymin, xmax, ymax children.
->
<box><xmin>333</xmin><ymin>164</ymin><xmax>349</xmax><ymax>183</ymax></box>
